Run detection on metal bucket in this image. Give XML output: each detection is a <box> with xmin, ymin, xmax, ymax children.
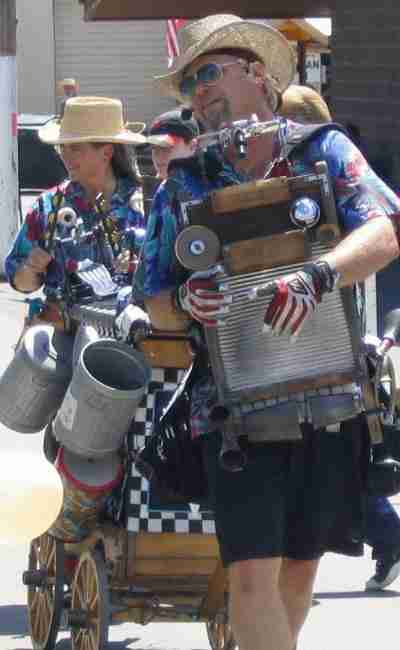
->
<box><xmin>72</xmin><ymin>324</ymin><xmax>100</xmax><ymax>368</ymax></box>
<box><xmin>48</xmin><ymin>447</ymin><xmax>124</xmax><ymax>542</ymax></box>
<box><xmin>0</xmin><ymin>325</ymin><xmax>73</xmax><ymax>433</ymax></box>
<box><xmin>53</xmin><ymin>338</ymin><xmax>150</xmax><ymax>458</ymax></box>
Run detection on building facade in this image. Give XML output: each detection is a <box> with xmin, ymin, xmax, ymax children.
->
<box><xmin>17</xmin><ymin>0</ymin><xmax>174</xmax><ymax>124</ymax></box>
<box><xmin>17</xmin><ymin>3</ymin><xmax>329</xmax><ymax>126</ymax></box>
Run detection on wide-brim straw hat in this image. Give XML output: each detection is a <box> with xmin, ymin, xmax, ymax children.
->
<box><xmin>39</xmin><ymin>96</ymin><xmax>146</xmax><ymax>145</ymax></box>
<box><xmin>155</xmin><ymin>14</ymin><xmax>296</xmax><ymax>103</ymax></box>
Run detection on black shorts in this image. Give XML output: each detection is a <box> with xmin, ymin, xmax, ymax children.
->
<box><xmin>202</xmin><ymin>418</ymin><xmax>369</xmax><ymax>566</ymax></box>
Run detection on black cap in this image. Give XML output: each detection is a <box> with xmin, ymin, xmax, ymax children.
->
<box><xmin>147</xmin><ymin>109</ymin><xmax>199</xmax><ymax>147</ymax></box>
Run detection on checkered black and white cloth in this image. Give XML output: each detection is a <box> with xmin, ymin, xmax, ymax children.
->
<box><xmin>125</xmin><ymin>367</ymin><xmax>215</xmax><ymax>534</ymax></box>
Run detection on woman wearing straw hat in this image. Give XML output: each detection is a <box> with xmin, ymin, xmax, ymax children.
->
<box><xmin>131</xmin><ymin>13</ymin><xmax>400</xmax><ymax>650</ymax></box>
<box><xmin>4</xmin><ymin>96</ymin><xmax>148</xmax><ymax>497</ymax></box>
<box><xmin>6</xmin><ymin>96</ymin><xmax>146</xmax><ymax>303</ymax></box>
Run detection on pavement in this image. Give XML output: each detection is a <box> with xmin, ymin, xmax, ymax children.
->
<box><xmin>0</xmin><ymin>280</ymin><xmax>400</xmax><ymax>649</ymax></box>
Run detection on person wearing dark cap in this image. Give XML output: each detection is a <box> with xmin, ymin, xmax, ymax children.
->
<box><xmin>147</xmin><ymin>109</ymin><xmax>199</xmax><ymax>180</ymax></box>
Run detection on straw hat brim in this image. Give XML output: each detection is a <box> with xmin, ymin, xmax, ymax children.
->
<box><xmin>38</xmin><ymin>119</ymin><xmax>147</xmax><ymax>146</ymax></box>
<box><xmin>146</xmin><ymin>134</ymin><xmax>176</xmax><ymax>148</ymax></box>
<box><xmin>154</xmin><ymin>20</ymin><xmax>296</xmax><ymax>103</ymax></box>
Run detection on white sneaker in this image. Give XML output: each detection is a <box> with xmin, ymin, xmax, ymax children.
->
<box><xmin>365</xmin><ymin>554</ymin><xmax>400</xmax><ymax>590</ymax></box>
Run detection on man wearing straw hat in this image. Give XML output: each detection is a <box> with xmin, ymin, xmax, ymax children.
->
<box><xmin>132</xmin><ymin>14</ymin><xmax>400</xmax><ymax>650</ymax></box>
<box><xmin>6</xmin><ymin>96</ymin><xmax>146</xmax><ymax>312</ymax></box>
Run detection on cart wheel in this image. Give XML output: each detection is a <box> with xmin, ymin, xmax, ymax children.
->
<box><xmin>207</xmin><ymin>607</ymin><xmax>237</xmax><ymax>650</ymax></box>
<box><xmin>24</xmin><ymin>533</ymin><xmax>64</xmax><ymax>650</ymax></box>
<box><xmin>69</xmin><ymin>549</ymin><xmax>110</xmax><ymax>650</ymax></box>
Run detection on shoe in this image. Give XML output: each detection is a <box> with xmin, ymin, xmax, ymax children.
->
<box><xmin>365</xmin><ymin>553</ymin><xmax>400</xmax><ymax>590</ymax></box>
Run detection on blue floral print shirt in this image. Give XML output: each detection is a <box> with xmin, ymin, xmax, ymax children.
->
<box><xmin>6</xmin><ymin>176</ymin><xmax>144</xmax><ymax>297</ymax></box>
<box><xmin>134</xmin><ymin>120</ymin><xmax>400</xmax><ymax>437</ymax></box>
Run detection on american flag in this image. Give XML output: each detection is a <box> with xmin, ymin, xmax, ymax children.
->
<box><xmin>166</xmin><ymin>19</ymin><xmax>186</xmax><ymax>67</ymax></box>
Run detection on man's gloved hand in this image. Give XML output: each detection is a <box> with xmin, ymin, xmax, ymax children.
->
<box><xmin>176</xmin><ymin>266</ymin><xmax>231</xmax><ymax>328</ymax></box>
<box><xmin>263</xmin><ymin>260</ymin><xmax>339</xmax><ymax>341</ymax></box>
<box><xmin>114</xmin><ymin>304</ymin><xmax>151</xmax><ymax>344</ymax></box>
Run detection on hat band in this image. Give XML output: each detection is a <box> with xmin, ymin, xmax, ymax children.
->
<box><xmin>58</xmin><ymin>128</ymin><xmax>126</xmax><ymax>140</ymax></box>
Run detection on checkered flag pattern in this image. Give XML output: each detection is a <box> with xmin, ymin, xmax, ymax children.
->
<box><xmin>126</xmin><ymin>367</ymin><xmax>215</xmax><ymax>534</ymax></box>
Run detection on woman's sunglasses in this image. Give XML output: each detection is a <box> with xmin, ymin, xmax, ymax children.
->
<box><xmin>179</xmin><ymin>61</ymin><xmax>243</xmax><ymax>98</ymax></box>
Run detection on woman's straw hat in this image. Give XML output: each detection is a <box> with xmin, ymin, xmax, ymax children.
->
<box><xmin>39</xmin><ymin>96</ymin><xmax>146</xmax><ymax>145</ymax></box>
<box><xmin>155</xmin><ymin>14</ymin><xmax>296</xmax><ymax>103</ymax></box>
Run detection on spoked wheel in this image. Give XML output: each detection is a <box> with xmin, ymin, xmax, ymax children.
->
<box><xmin>69</xmin><ymin>549</ymin><xmax>110</xmax><ymax>650</ymax></box>
<box><xmin>24</xmin><ymin>533</ymin><xmax>64</xmax><ymax>650</ymax></box>
<box><xmin>207</xmin><ymin>606</ymin><xmax>237</xmax><ymax>650</ymax></box>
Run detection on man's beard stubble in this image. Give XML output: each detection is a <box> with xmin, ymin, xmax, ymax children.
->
<box><xmin>202</xmin><ymin>98</ymin><xmax>232</xmax><ymax>132</ymax></box>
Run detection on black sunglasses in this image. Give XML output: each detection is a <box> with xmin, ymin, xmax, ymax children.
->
<box><xmin>179</xmin><ymin>61</ymin><xmax>243</xmax><ymax>98</ymax></box>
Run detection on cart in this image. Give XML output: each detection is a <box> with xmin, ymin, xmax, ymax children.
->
<box><xmin>22</xmin><ymin>331</ymin><xmax>234</xmax><ymax>650</ymax></box>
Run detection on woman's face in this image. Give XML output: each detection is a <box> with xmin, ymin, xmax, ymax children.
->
<box><xmin>59</xmin><ymin>142</ymin><xmax>113</xmax><ymax>185</ymax></box>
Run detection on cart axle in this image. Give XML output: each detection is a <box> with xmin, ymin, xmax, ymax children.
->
<box><xmin>22</xmin><ymin>568</ymin><xmax>48</xmax><ymax>588</ymax></box>
<box><xmin>67</xmin><ymin>608</ymin><xmax>90</xmax><ymax>629</ymax></box>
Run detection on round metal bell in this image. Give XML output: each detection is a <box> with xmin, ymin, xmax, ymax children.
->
<box><xmin>290</xmin><ymin>197</ymin><xmax>321</xmax><ymax>229</ymax></box>
<box><xmin>175</xmin><ymin>226</ymin><xmax>221</xmax><ymax>271</ymax></box>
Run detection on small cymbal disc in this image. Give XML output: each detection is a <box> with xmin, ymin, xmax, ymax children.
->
<box><xmin>175</xmin><ymin>226</ymin><xmax>221</xmax><ymax>271</ymax></box>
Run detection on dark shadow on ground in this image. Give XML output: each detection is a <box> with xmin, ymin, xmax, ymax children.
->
<box><xmin>314</xmin><ymin>589</ymin><xmax>400</xmax><ymax>600</ymax></box>
<box><xmin>0</xmin><ymin>605</ymin><xmax>28</xmax><ymax>636</ymax></box>
<box><xmin>56</xmin><ymin>638</ymin><xmax>141</xmax><ymax>649</ymax></box>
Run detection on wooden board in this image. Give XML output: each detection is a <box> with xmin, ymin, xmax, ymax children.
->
<box><xmin>134</xmin><ymin>558</ymin><xmax>218</xmax><ymax>576</ymax></box>
<box><xmin>138</xmin><ymin>337</ymin><xmax>193</xmax><ymax>369</ymax></box>
<box><xmin>80</xmin><ymin>0</ymin><xmax>333</xmax><ymax>21</ymax></box>
<box><xmin>188</xmin><ymin>188</ymin><xmax>325</xmax><ymax>245</ymax></box>
<box><xmin>127</xmin><ymin>532</ymin><xmax>220</xmax><ymax>578</ymax></box>
<box><xmin>135</xmin><ymin>532</ymin><xmax>219</xmax><ymax>558</ymax></box>
<box><xmin>211</xmin><ymin>177</ymin><xmax>291</xmax><ymax>213</ymax></box>
<box><xmin>144</xmin><ymin>293</ymin><xmax>191</xmax><ymax>332</ymax></box>
<box><xmin>223</xmin><ymin>230</ymin><xmax>309</xmax><ymax>274</ymax></box>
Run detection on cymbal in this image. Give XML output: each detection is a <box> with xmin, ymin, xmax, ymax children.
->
<box><xmin>175</xmin><ymin>226</ymin><xmax>221</xmax><ymax>271</ymax></box>
<box><xmin>0</xmin><ymin>450</ymin><xmax>63</xmax><ymax>544</ymax></box>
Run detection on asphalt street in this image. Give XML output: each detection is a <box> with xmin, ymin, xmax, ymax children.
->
<box><xmin>0</xmin><ymin>280</ymin><xmax>399</xmax><ymax>650</ymax></box>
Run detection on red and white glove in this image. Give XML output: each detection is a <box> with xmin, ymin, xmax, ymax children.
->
<box><xmin>263</xmin><ymin>261</ymin><xmax>339</xmax><ymax>341</ymax></box>
<box><xmin>176</xmin><ymin>266</ymin><xmax>231</xmax><ymax>328</ymax></box>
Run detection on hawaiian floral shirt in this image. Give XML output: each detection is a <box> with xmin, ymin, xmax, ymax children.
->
<box><xmin>134</xmin><ymin>120</ymin><xmax>400</xmax><ymax>438</ymax></box>
<box><xmin>6</xmin><ymin>176</ymin><xmax>144</xmax><ymax>297</ymax></box>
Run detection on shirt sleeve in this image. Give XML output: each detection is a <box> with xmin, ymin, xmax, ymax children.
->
<box><xmin>133</xmin><ymin>184</ymin><xmax>180</xmax><ymax>298</ymax></box>
<box><xmin>305</xmin><ymin>129</ymin><xmax>400</xmax><ymax>232</ymax></box>
<box><xmin>128</xmin><ymin>207</ymin><xmax>145</xmax><ymax>229</ymax></box>
<box><xmin>4</xmin><ymin>195</ymin><xmax>46</xmax><ymax>287</ymax></box>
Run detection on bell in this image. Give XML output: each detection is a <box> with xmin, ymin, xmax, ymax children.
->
<box><xmin>290</xmin><ymin>197</ymin><xmax>321</xmax><ymax>229</ymax></box>
<box><xmin>0</xmin><ymin>450</ymin><xmax>63</xmax><ymax>544</ymax></box>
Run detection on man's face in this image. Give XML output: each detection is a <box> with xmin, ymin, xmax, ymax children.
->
<box><xmin>151</xmin><ymin>137</ymin><xmax>194</xmax><ymax>180</ymax></box>
<box><xmin>184</xmin><ymin>53</ymin><xmax>267</xmax><ymax>131</ymax></box>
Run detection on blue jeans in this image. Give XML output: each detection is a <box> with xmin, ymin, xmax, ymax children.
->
<box><xmin>365</xmin><ymin>496</ymin><xmax>400</xmax><ymax>558</ymax></box>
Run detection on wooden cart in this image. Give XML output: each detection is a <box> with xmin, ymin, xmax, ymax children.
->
<box><xmin>23</xmin><ymin>526</ymin><xmax>234</xmax><ymax>650</ymax></box>
<box><xmin>22</xmin><ymin>333</ymin><xmax>234</xmax><ymax>650</ymax></box>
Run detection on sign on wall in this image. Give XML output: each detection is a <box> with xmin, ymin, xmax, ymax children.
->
<box><xmin>305</xmin><ymin>52</ymin><xmax>321</xmax><ymax>90</ymax></box>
